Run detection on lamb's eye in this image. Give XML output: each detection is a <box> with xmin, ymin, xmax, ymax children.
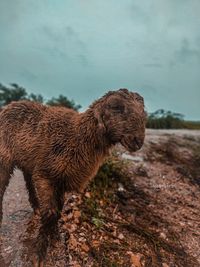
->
<box><xmin>110</xmin><ymin>104</ymin><xmax>124</xmax><ymax>113</ymax></box>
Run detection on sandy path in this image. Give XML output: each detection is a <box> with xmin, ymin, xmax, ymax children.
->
<box><xmin>0</xmin><ymin>170</ymin><xmax>32</xmax><ymax>266</ymax></box>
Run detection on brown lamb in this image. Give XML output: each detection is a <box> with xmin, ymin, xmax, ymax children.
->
<box><xmin>0</xmin><ymin>88</ymin><xmax>146</xmax><ymax>265</ymax></box>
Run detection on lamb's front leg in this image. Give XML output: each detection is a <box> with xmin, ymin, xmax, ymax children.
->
<box><xmin>32</xmin><ymin>173</ymin><xmax>62</xmax><ymax>267</ymax></box>
<box><xmin>0</xmin><ymin>167</ymin><xmax>11</xmax><ymax>225</ymax></box>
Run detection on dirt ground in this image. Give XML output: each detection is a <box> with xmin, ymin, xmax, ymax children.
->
<box><xmin>0</xmin><ymin>129</ymin><xmax>200</xmax><ymax>267</ymax></box>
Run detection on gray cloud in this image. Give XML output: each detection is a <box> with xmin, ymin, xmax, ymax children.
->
<box><xmin>144</xmin><ymin>63</ymin><xmax>163</xmax><ymax>68</ymax></box>
<box><xmin>0</xmin><ymin>0</ymin><xmax>199</xmax><ymax>120</ymax></box>
<box><xmin>39</xmin><ymin>25</ymin><xmax>89</xmax><ymax>66</ymax></box>
<box><xmin>175</xmin><ymin>38</ymin><xmax>200</xmax><ymax>64</ymax></box>
<box><xmin>20</xmin><ymin>70</ymin><xmax>37</xmax><ymax>82</ymax></box>
<box><xmin>129</xmin><ymin>3</ymin><xmax>151</xmax><ymax>24</ymax></box>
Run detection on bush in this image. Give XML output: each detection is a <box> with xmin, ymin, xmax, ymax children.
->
<box><xmin>146</xmin><ymin>109</ymin><xmax>184</xmax><ymax>129</ymax></box>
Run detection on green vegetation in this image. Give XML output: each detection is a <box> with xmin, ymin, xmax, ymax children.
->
<box><xmin>183</xmin><ymin>120</ymin><xmax>200</xmax><ymax>130</ymax></box>
<box><xmin>82</xmin><ymin>155</ymin><xmax>129</xmax><ymax>229</ymax></box>
<box><xmin>0</xmin><ymin>83</ymin><xmax>81</xmax><ymax>111</ymax></box>
<box><xmin>147</xmin><ymin>109</ymin><xmax>200</xmax><ymax>129</ymax></box>
<box><xmin>0</xmin><ymin>83</ymin><xmax>27</xmax><ymax>106</ymax></box>
<box><xmin>46</xmin><ymin>94</ymin><xmax>81</xmax><ymax>111</ymax></box>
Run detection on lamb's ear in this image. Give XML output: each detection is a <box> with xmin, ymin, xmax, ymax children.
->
<box><xmin>94</xmin><ymin>108</ymin><xmax>106</xmax><ymax>134</ymax></box>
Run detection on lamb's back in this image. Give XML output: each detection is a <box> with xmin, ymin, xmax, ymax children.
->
<box><xmin>0</xmin><ymin>100</ymin><xmax>77</xmax><ymax>137</ymax></box>
<box><xmin>0</xmin><ymin>101</ymin><xmax>44</xmax><ymax>130</ymax></box>
<box><xmin>0</xmin><ymin>101</ymin><xmax>78</xmax><ymax>171</ymax></box>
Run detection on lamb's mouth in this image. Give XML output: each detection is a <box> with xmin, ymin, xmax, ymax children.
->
<box><xmin>121</xmin><ymin>136</ymin><xmax>144</xmax><ymax>152</ymax></box>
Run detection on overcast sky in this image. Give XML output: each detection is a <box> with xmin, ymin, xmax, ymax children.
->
<box><xmin>0</xmin><ymin>0</ymin><xmax>200</xmax><ymax>119</ymax></box>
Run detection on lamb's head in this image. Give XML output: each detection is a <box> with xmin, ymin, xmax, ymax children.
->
<box><xmin>93</xmin><ymin>88</ymin><xmax>146</xmax><ymax>152</ymax></box>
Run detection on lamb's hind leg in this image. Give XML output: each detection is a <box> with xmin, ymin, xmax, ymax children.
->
<box><xmin>23</xmin><ymin>171</ymin><xmax>39</xmax><ymax>215</ymax></box>
<box><xmin>32</xmin><ymin>172</ymin><xmax>63</xmax><ymax>266</ymax></box>
<box><xmin>0</xmin><ymin>167</ymin><xmax>11</xmax><ymax>225</ymax></box>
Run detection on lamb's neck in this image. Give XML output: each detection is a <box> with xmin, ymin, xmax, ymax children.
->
<box><xmin>63</xmin><ymin>110</ymin><xmax>112</xmax><ymax>192</ymax></box>
<box><xmin>76</xmin><ymin>109</ymin><xmax>110</xmax><ymax>155</ymax></box>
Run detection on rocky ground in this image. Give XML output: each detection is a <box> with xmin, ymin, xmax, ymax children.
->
<box><xmin>0</xmin><ymin>129</ymin><xmax>200</xmax><ymax>267</ymax></box>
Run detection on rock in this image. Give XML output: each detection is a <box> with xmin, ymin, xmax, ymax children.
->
<box><xmin>70</xmin><ymin>261</ymin><xmax>81</xmax><ymax>267</ymax></box>
<box><xmin>79</xmin><ymin>232</ymin><xmax>85</xmax><ymax>237</ymax></box>
<box><xmin>68</xmin><ymin>224</ymin><xmax>77</xmax><ymax>233</ymax></box>
<box><xmin>122</xmin><ymin>153</ymin><xmax>143</xmax><ymax>162</ymax></box>
<box><xmin>4</xmin><ymin>246</ymin><xmax>12</xmax><ymax>253</ymax></box>
<box><xmin>113</xmin><ymin>239</ymin><xmax>120</xmax><ymax>245</ymax></box>
<box><xmin>78</xmin><ymin>237</ymin><xmax>86</xmax><ymax>242</ymax></box>
<box><xmin>118</xmin><ymin>233</ymin><xmax>124</xmax><ymax>240</ymax></box>
<box><xmin>81</xmin><ymin>243</ymin><xmax>90</xmax><ymax>252</ymax></box>
<box><xmin>160</xmin><ymin>232</ymin><xmax>167</xmax><ymax>239</ymax></box>
<box><xmin>136</xmin><ymin>165</ymin><xmax>148</xmax><ymax>177</ymax></box>
<box><xmin>85</xmin><ymin>192</ymin><xmax>91</xmax><ymax>198</ymax></box>
<box><xmin>69</xmin><ymin>236</ymin><xmax>78</xmax><ymax>249</ymax></box>
<box><xmin>74</xmin><ymin>210</ymin><xmax>81</xmax><ymax>218</ymax></box>
<box><xmin>127</xmin><ymin>252</ymin><xmax>142</xmax><ymax>267</ymax></box>
<box><xmin>92</xmin><ymin>240</ymin><xmax>100</xmax><ymax>247</ymax></box>
<box><xmin>118</xmin><ymin>183</ymin><xmax>125</xmax><ymax>192</ymax></box>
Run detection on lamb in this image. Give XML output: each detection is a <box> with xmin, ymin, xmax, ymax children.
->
<box><xmin>0</xmin><ymin>88</ymin><xmax>146</xmax><ymax>266</ymax></box>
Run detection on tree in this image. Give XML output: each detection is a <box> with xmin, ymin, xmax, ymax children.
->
<box><xmin>146</xmin><ymin>109</ymin><xmax>184</xmax><ymax>129</ymax></box>
<box><xmin>0</xmin><ymin>83</ymin><xmax>45</xmax><ymax>107</ymax></box>
<box><xmin>46</xmin><ymin>95</ymin><xmax>81</xmax><ymax>111</ymax></box>
<box><xmin>28</xmin><ymin>93</ymin><xmax>44</xmax><ymax>103</ymax></box>
<box><xmin>0</xmin><ymin>83</ymin><xmax>81</xmax><ymax>111</ymax></box>
<box><xmin>0</xmin><ymin>83</ymin><xmax>27</xmax><ymax>107</ymax></box>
